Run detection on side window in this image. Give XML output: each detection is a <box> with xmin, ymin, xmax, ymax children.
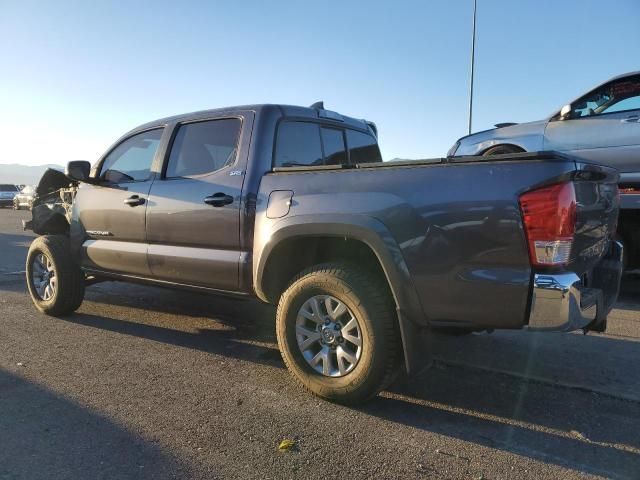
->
<box><xmin>346</xmin><ymin>130</ymin><xmax>382</xmax><ymax>164</ymax></box>
<box><xmin>166</xmin><ymin>118</ymin><xmax>241</xmax><ymax>178</ymax></box>
<box><xmin>601</xmin><ymin>78</ymin><xmax>640</xmax><ymax>114</ymax></box>
<box><xmin>274</xmin><ymin>121</ymin><xmax>323</xmax><ymax>168</ymax></box>
<box><xmin>603</xmin><ymin>96</ymin><xmax>640</xmax><ymax>113</ymax></box>
<box><xmin>572</xmin><ymin>76</ymin><xmax>640</xmax><ymax>118</ymax></box>
<box><xmin>100</xmin><ymin>129</ymin><xmax>163</xmax><ymax>183</ymax></box>
<box><xmin>321</xmin><ymin>128</ymin><xmax>347</xmax><ymax>165</ymax></box>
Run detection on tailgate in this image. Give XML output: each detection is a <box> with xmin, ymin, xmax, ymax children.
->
<box><xmin>571</xmin><ymin>162</ymin><xmax>620</xmax><ymax>274</ymax></box>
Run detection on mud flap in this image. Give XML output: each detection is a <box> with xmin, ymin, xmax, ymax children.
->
<box><xmin>587</xmin><ymin>240</ymin><xmax>624</xmax><ymax>333</ymax></box>
<box><xmin>397</xmin><ymin>308</ymin><xmax>432</xmax><ymax>376</ymax></box>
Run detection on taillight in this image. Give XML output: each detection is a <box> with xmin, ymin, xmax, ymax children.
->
<box><xmin>519</xmin><ymin>182</ymin><xmax>576</xmax><ymax>266</ymax></box>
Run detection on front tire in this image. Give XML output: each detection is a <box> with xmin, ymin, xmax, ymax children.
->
<box><xmin>26</xmin><ymin>235</ymin><xmax>85</xmax><ymax>316</ymax></box>
<box><xmin>276</xmin><ymin>263</ymin><xmax>400</xmax><ymax>404</ymax></box>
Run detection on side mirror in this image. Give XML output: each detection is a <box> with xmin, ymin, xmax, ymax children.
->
<box><xmin>65</xmin><ymin>160</ymin><xmax>92</xmax><ymax>183</ymax></box>
<box><xmin>559</xmin><ymin>104</ymin><xmax>572</xmax><ymax>120</ymax></box>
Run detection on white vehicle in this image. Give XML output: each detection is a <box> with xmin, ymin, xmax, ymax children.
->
<box><xmin>13</xmin><ymin>185</ymin><xmax>36</xmax><ymax>210</ymax></box>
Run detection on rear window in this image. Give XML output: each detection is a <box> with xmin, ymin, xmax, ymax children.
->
<box><xmin>346</xmin><ymin>130</ymin><xmax>382</xmax><ymax>164</ymax></box>
<box><xmin>274</xmin><ymin>122</ymin><xmax>323</xmax><ymax>168</ymax></box>
<box><xmin>274</xmin><ymin>121</ymin><xmax>381</xmax><ymax>168</ymax></box>
<box><xmin>321</xmin><ymin>128</ymin><xmax>347</xmax><ymax>165</ymax></box>
<box><xmin>0</xmin><ymin>185</ymin><xmax>17</xmax><ymax>191</ymax></box>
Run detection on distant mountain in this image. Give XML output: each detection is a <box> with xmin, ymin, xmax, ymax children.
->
<box><xmin>0</xmin><ymin>164</ymin><xmax>64</xmax><ymax>187</ymax></box>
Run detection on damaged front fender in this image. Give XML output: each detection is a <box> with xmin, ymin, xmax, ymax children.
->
<box><xmin>23</xmin><ymin>168</ymin><xmax>78</xmax><ymax>235</ymax></box>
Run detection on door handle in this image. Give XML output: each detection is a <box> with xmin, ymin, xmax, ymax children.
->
<box><xmin>124</xmin><ymin>195</ymin><xmax>145</xmax><ymax>207</ymax></box>
<box><xmin>621</xmin><ymin>116</ymin><xmax>640</xmax><ymax>123</ymax></box>
<box><xmin>204</xmin><ymin>192</ymin><xmax>234</xmax><ymax>207</ymax></box>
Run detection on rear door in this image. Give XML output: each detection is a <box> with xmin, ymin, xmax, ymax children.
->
<box><xmin>75</xmin><ymin>128</ymin><xmax>164</xmax><ymax>275</ymax></box>
<box><xmin>544</xmin><ymin>75</ymin><xmax>640</xmax><ymax>174</ymax></box>
<box><xmin>145</xmin><ymin>114</ymin><xmax>251</xmax><ymax>291</ymax></box>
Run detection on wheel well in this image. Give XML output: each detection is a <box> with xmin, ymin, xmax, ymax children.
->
<box><xmin>481</xmin><ymin>143</ymin><xmax>526</xmax><ymax>156</ymax></box>
<box><xmin>261</xmin><ymin>236</ymin><xmax>392</xmax><ymax>305</ymax></box>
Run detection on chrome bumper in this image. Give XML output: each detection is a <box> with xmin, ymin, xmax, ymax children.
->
<box><xmin>528</xmin><ymin>241</ymin><xmax>623</xmax><ymax>332</ymax></box>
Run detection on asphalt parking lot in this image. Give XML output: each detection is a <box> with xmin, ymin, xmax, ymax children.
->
<box><xmin>1</xmin><ymin>209</ymin><xmax>639</xmax><ymax>479</ymax></box>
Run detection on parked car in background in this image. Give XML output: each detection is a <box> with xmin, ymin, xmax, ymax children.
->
<box><xmin>0</xmin><ymin>184</ymin><xmax>18</xmax><ymax>208</ymax></box>
<box><xmin>449</xmin><ymin>71</ymin><xmax>640</xmax><ymax>268</ymax></box>
<box><xmin>13</xmin><ymin>185</ymin><xmax>35</xmax><ymax>210</ymax></box>
<box><xmin>24</xmin><ymin>103</ymin><xmax>622</xmax><ymax>404</ymax></box>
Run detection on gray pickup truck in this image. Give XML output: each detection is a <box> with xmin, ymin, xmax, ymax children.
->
<box><xmin>24</xmin><ymin>103</ymin><xmax>623</xmax><ymax>404</ymax></box>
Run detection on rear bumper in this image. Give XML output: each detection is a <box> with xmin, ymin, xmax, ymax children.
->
<box><xmin>528</xmin><ymin>241</ymin><xmax>623</xmax><ymax>332</ymax></box>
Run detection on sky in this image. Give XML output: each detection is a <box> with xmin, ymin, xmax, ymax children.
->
<box><xmin>0</xmin><ymin>0</ymin><xmax>639</xmax><ymax>165</ymax></box>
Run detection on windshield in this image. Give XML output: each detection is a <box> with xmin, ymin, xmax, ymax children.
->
<box><xmin>0</xmin><ymin>184</ymin><xmax>17</xmax><ymax>191</ymax></box>
<box><xmin>573</xmin><ymin>92</ymin><xmax>612</xmax><ymax>117</ymax></box>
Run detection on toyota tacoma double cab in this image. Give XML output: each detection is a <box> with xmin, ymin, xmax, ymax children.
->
<box><xmin>24</xmin><ymin>103</ymin><xmax>623</xmax><ymax>404</ymax></box>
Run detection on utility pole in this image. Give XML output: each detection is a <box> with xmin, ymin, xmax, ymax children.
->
<box><xmin>468</xmin><ymin>0</ymin><xmax>477</xmax><ymax>135</ymax></box>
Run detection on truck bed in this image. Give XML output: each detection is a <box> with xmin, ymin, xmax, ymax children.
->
<box><xmin>257</xmin><ymin>151</ymin><xmax>619</xmax><ymax>330</ymax></box>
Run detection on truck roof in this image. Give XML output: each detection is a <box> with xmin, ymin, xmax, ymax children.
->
<box><xmin>130</xmin><ymin>103</ymin><xmax>374</xmax><ymax>135</ymax></box>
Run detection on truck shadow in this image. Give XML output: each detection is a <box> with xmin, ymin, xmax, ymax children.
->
<box><xmin>0</xmin><ymin>368</ymin><xmax>185</xmax><ymax>479</ymax></box>
<box><xmin>2</xmin><ymin>280</ymin><xmax>639</xmax><ymax>477</ymax></box>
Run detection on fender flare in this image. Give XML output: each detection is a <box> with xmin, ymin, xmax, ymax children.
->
<box><xmin>254</xmin><ymin>214</ymin><xmax>431</xmax><ymax>374</ymax></box>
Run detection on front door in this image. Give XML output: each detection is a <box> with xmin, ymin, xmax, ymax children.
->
<box><xmin>145</xmin><ymin>116</ymin><xmax>249</xmax><ymax>291</ymax></box>
<box><xmin>75</xmin><ymin>128</ymin><xmax>164</xmax><ymax>276</ymax></box>
<box><xmin>544</xmin><ymin>75</ymin><xmax>640</xmax><ymax>175</ymax></box>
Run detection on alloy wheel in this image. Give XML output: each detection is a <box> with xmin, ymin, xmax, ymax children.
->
<box><xmin>295</xmin><ymin>295</ymin><xmax>363</xmax><ymax>377</ymax></box>
<box><xmin>32</xmin><ymin>252</ymin><xmax>57</xmax><ymax>301</ymax></box>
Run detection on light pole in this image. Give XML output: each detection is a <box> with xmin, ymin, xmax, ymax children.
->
<box><xmin>468</xmin><ymin>0</ymin><xmax>477</xmax><ymax>135</ymax></box>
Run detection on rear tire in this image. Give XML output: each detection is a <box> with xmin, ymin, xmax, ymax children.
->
<box><xmin>26</xmin><ymin>235</ymin><xmax>85</xmax><ymax>316</ymax></box>
<box><xmin>276</xmin><ymin>263</ymin><xmax>400</xmax><ymax>404</ymax></box>
<box><xmin>482</xmin><ymin>145</ymin><xmax>525</xmax><ymax>156</ymax></box>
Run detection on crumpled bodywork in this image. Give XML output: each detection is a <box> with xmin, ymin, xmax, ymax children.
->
<box><xmin>23</xmin><ymin>169</ymin><xmax>78</xmax><ymax>235</ymax></box>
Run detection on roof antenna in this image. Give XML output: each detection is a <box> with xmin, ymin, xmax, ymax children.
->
<box><xmin>310</xmin><ymin>101</ymin><xmax>324</xmax><ymax>110</ymax></box>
